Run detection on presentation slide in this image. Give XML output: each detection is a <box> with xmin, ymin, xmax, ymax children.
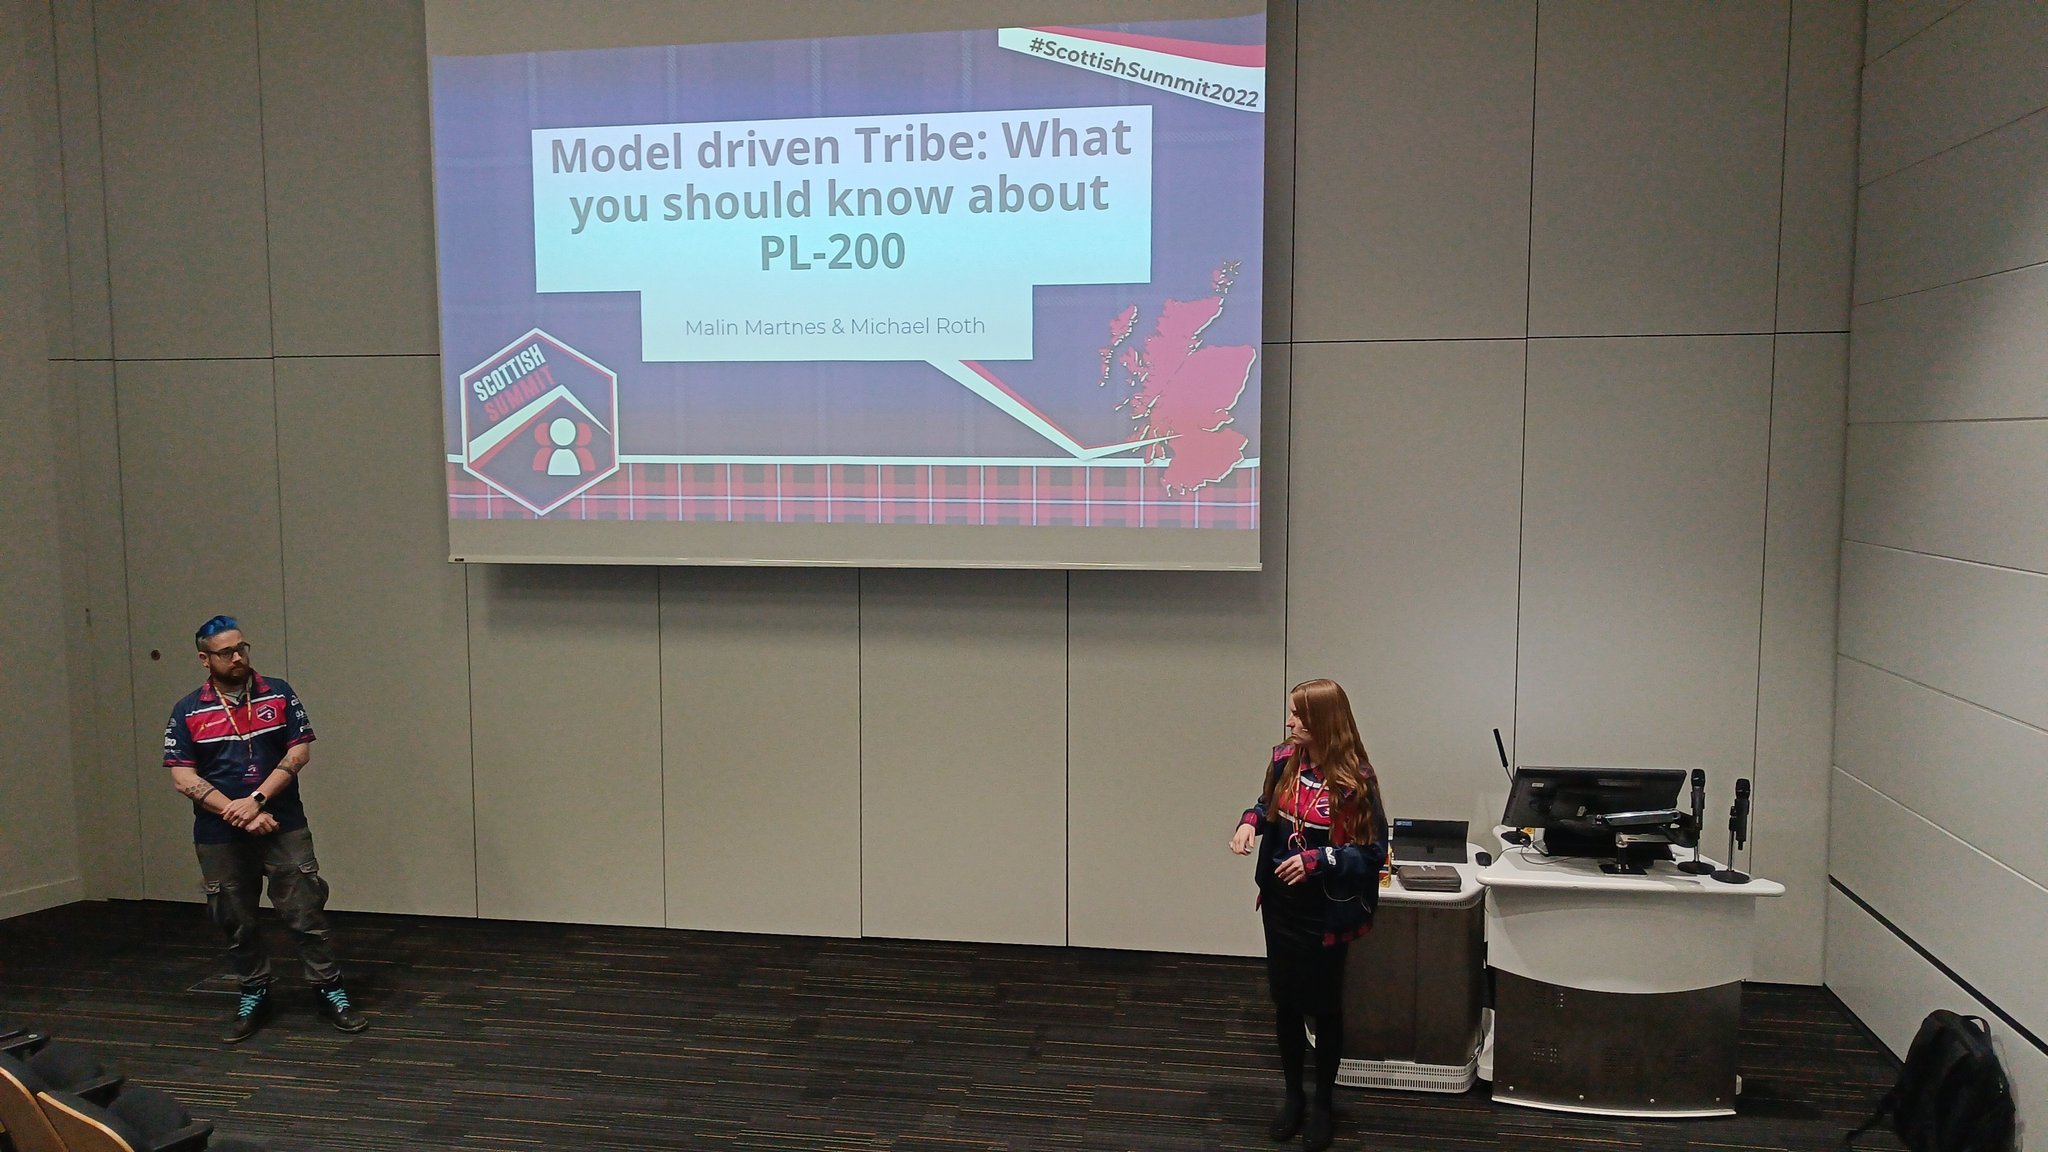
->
<box><xmin>430</xmin><ymin>8</ymin><xmax>1265</xmax><ymax>568</ymax></box>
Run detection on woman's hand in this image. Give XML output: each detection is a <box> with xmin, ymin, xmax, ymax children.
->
<box><xmin>1230</xmin><ymin>824</ymin><xmax>1256</xmax><ymax>855</ymax></box>
<box><xmin>1274</xmin><ymin>853</ymin><xmax>1309</xmax><ymax>885</ymax></box>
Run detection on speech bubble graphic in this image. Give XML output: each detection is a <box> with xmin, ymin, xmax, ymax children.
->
<box><xmin>530</xmin><ymin>105</ymin><xmax>1153</xmax><ymax>365</ymax></box>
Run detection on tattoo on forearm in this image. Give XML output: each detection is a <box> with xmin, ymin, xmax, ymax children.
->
<box><xmin>178</xmin><ymin>780</ymin><xmax>211</xmax><ymax>801</ymax></box>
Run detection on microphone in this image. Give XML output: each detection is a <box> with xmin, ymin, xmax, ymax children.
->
<box><xmin>1677</xmin><ymin>768</ymin><xmax>1713</xmax><ymax>874</ymax></box>
<box><xmin>1730</xmin><ymin>778</ymin><xmax>1751</xmax><ymax>848</ymax></box>
<box><xmin>1713</xmin><ymin>777</ymin><xmax>1753</xmax><ymax>884</ymax></box>
<box><xmin>1493</xmin><ymin>728</ymin><xmax>1511</xmax><ymax>782</ymax></box>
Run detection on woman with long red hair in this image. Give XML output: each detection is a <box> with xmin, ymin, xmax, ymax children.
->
<box><xmin>1229</xmin><ymin>679</ymin><xmax>1389</xmax><ymax>1151</ymax></box>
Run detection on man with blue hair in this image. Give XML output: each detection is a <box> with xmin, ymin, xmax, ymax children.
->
<box><xmin>164</xmin><ymin>615</ymin><xmax>367</xmax><ymax>1042</ymax></box>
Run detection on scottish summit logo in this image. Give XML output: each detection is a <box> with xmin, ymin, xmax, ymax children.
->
<box><xmin>460</xmin><ymin>330</ymin><xmax>619</xmax><ymax>515</ymax></box>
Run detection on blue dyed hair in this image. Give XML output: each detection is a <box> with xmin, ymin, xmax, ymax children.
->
<box><xmin>194</xmin><ymin>615</ymin><xmax>241</xmax><ymax>650</ymax></box>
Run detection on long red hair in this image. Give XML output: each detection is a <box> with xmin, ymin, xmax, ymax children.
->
<box><xmin>1261</xmin><ymin>678</ymin><xmax>1384</xmax><ymax>845</ymax></box>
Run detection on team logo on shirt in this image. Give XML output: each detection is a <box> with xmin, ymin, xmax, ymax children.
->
<box><xmin>257</xmin><ymin>704</ymin><xmax>277</xmax><ymax>724</ymax></box>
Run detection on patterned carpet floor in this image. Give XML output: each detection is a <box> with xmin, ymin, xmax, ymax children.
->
<box><xmin>0</xmin><ymin>900</ymin><xmax>1902</xmax><ymax>1151</ymax></box>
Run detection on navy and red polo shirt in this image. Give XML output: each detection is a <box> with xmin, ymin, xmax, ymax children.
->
<box><xmin>163</xmin><ymin>674</ymin><xmax>315</xmax><ymax>844</ymax></box>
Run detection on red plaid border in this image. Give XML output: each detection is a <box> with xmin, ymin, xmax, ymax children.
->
<box><xmin>448</xmin><ymin>462</ymin><xmax>1259</xmax><ymax>529</ymax></box>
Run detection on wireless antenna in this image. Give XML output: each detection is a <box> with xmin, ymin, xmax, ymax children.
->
<box><xmin>1493</xmin><ymin>728</ymin><xmax>1511</xmax><ymax>782</ymax></box>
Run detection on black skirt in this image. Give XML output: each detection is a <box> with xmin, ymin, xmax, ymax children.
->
<box><xmin>1261</xmin><ymin>880</ymin><xmax>1347</xmax><ymax>1017</ymax></box>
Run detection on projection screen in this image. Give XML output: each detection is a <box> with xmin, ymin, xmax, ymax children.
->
<box><xmin>428</xmin><ymin>2</ymin><xmax>1267</xmax><ymax>569</ymax></box>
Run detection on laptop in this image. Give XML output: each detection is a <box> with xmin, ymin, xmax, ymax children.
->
<box><xmin>1390</xmin><ymin>817</ymin><xmax>1469</xmax><ymax>864</ymax></box>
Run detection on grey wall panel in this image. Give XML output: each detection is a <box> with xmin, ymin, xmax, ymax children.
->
<box><xmin>16</xmin><ymin>0</ymin><xmax>69</xmax><ymax>361</ymax></box>
<box><xmin>1749</xmin><ymin>334</ymin><xmax>1847</xmax><ymax>983</ymax></box>
<box><xmin>1863</xmin><ymin>0</ymin><xmax>1969</xmax><ymax>62</ymax></box>
<box><xmin>46</xmin><ymin>360</ymin><xmax>97</xmax><ymax>909</ymax></box>
<box><xmin>1293</xmin><ymin>0</ymin><xmax>1534</xmax><ymax>341</ymax></box>
<box><xmin>69</xmin><ymin>361</ymin><xmax>142</xmax><ymax>898</ymax></box>
<box><xmin>114</xmin><ymin>358</ymin><xmax>287</xmax><ymax>902</ymax></box>
<box><xmin>1067</xmin><ymin>347</ymin><xmax>1287</xmax><ymax>957</ymax></box>
<box><xmin>1517</xmin><ymin>337</ymin><xmax>1772</xmax><ymax>788</ymax></box>
<box><xmin>0</xmin><ymin>26</ymin><xmax>82</xmax><ymax>914</ymax></box>
<box><xmin>1831</xmin><ymin>771</ymin><xmax>2048</xmax><ymax>1041</ymax></box>
<box><xmin>1286</xmin><ymin>340</ymin><xmax>1523</xmax><ymax>827</ymax></box>
<box><xmin>1849</xmin><ymin>262</ymin><xmax>2048</xmax><ymax>423</ymax></box>
<box><xmin>258</xmin><ymin>0</ymin><xmax>439</xmax><ymax>358</ymax></box>
<box><xmin>1853</xmin><ymin>107</ymin><xmax>2048</xmax><ymax>305</ymax></box>
<box><xmin>93</xmin><ymin>0</ymin><xmax>271</xmax><ymax>360</ymax></box>
<box><xmin>275</xmin><ymin>356</ymin><xmax>476</xmax><ymax>918</ymax></box>
<box><xmin>1776</xmin><ymin>0</ymin><xmax>1864</xmax><ymax>334</ymax></box>
<box><xmin>859</xmin><ymin>570</ymin><xmax>1067</xmax><ymax>945</ymax></box>
<box><xmin>51</xmin><ymin>0</ymin><xmax>111</xmax><ymax>360</ymax></box>
<box><xmin>660</xmin><ymin>566</ymin><xmax>861</xmax><ymax>938</ymax></box>
<box><xmin>1844</xmin><ymin>419</ymin><xmax>2048</xmax><ymax>574</ymax></box>
<box><xmin>1837</xmin><ymin>541</ymin><xmax>2048</xmax><ymax>732</ymax></box>
<box><xmin>1836</xmin><ymin>656</ymin><xmax>2048</xmax><ymax>892</ymax></box>
<box><xmin>1826</xmin><ymin>885</ymin><xmax>2048</xmax><ymax>1110</ymax></box>
<box><xmin>1858</xmin><ymin>0</ymin><xmax>2048</xmax><ymax>185</ymax></box>
<box><xmin>1261</xmin><ymin>0</ymin><xmax>1294</xmax><ymax>345</ymax></box>
<box><xmin>467</xmin><ymin>565</ymin><xmax>664</xmax><ymax>926</ymax></box>
<box><xmin>1528</xmin><ymin>1</ymin><xmax>1788</xmax><ymax>337</ymax></box>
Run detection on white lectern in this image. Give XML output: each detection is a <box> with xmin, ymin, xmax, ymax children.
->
<box><xmin>1477</xmin><ymin>846</ymin><xmax>1784</xmax><ymax>1117</ymax></box>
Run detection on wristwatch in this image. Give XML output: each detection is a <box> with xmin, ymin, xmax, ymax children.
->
<box><xmin>251</xmin><ymin>791</ymin><xmax>268</xmax><ymax>809</ymax></box>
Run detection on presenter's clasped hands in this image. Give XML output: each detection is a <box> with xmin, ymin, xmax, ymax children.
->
<box><xmin>220</xmin><ymin>795</ymin><xmax>265</xmax><ymax>827</ymax></box>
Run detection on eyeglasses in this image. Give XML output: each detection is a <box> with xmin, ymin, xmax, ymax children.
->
<box><xmin>203</xmin><ymin>642</ymin><xmax>251</xmax><ymax>660</ymax></box>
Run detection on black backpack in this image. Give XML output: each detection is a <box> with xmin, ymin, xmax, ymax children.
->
<box><xmin>1846</xmin><ymin>1010</ymin><xmax>2016</xmax><ymax>1152</ymax></box>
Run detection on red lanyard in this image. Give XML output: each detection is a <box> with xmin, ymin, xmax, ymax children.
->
<box><xmin>1284</xmin><ymin>763</ymin><xmax>1316</xmax><ymax>852</ymax></box>
<box><xmin>213</xmin><ymin>681</ymin><xmax>258</xmax><ymax>763</ymax></box>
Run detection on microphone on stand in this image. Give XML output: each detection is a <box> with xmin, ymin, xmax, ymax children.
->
<box><xmin>1713</xmin><ymin>778</ymin><xmax>1752</xmax><ymax>884</ymax></box>
<box><xmin>1677</xmin><ymin>768</ymin><xmax>1713</xmax><ymax>875</ymax></box>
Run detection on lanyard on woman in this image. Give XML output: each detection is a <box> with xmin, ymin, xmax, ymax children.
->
<box><xmin>1284</xmin><ymin>761</ymin><xmax>1314</xmax><ymax>854</ymax></box>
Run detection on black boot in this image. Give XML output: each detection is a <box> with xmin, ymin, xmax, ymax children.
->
<box><xmin>1268</xmin><ymin>1090</ymin><xmax>1306</xmax><ymax>1142</ymax></box>
<box><xmin>1302</xmin><ymin>1099</ymin><xmax>1334</xmax><ymax>1152</ymax></box>
<box><xmin>222</xmin><ymin>986</ymin><xmax>269</xmax><ymax>1044</ymax></box>
<box><xmin>316</xmin><ymin>982</ymin><xmax>368</xmax><ymax>1033</ymax></box>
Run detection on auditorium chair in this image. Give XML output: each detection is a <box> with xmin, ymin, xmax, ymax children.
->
<box><xmin>0</xmin><ymin>1041</ymin><xmax>124</xmax><ymax>1152</ymax></box>
<box><xmin>37</xmin><ymin>1086</ymin><xmax>280</xmax><ymax>1152</ymax></box>
<box><xmin>0</xmin><ymin>1030</ymin><xmax>43</xmax><ymax>1058</ymax></box>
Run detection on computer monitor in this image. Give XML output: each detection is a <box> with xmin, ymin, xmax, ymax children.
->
<box><xmin>1500</xmin><ymin>766</ymin><xmax>1687</xmax><ymax>859</ymax></box>
<box><xmin>1390</xmin><ymin>818</ymin><xmax>1469</xmax><ymax>863</ymax></box>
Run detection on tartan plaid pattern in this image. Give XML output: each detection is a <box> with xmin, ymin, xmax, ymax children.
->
<box><xmin>448</xmin><ymin>462</ymin><xmax>1259</xmax><ymax>528</ymax></box>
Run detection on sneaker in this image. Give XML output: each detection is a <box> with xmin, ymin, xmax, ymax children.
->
<box><xmin>223</xmin><ymin>988</ymin><xmax>269</xmax><ymax>1044</ymax></box>
<box><xmin>316</xmin><ymin>983</ymin><xmax>368</xmax><ymax>1033</ymax></box>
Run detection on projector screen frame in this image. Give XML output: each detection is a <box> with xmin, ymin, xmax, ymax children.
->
<box><xmin>428</xmin><ymin>1</ymin><xmax>1269</xmax><ymax>571</ymax></box>
<box><xmin>448</xmin><ymin>518</ymin><xmax>1262</xmax><ymax>571</ymax></box>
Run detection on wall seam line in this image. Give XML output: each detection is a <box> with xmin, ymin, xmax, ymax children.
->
<box><xmin>1854</xmin><ymin>257</ymin><xmax>2048</xmax><ymax>311</ymax></box>
<box><xmin>1828</xmin><ymin>876</ymin><xmax>2048</xmax><ymax>1060</ymax></box>
<box><xmin>463</xmin><ymin>565</ymin><xmax>479</xmax><ymax>916</ymax></box>
<box><xmin>86</xmin><ymin>0</ymin><xmax>149</xmax><ymax>896</ymax></box>
<box><xmin>1849</xmin><ymin>415</ymin><xmax>2048</xmax><ymax>428</ymax></box>
<box><xmin>1280</xmin><ymin>0</ymin><xmax>1300</xmax><ymax>704</ymax></box>
<box><xmin>1835</xmin><ymin>652</ymin><xmax>2048</xmax><ymax>739</ymax></box>
<box><xmin>1860</xmin><ymin>0</ymin><xmax>1972</xmax><ymax>70</ymax></box>
<box><xmin>1509</xmin><ymin>0</ymin><xmax>1539</xmax><ymax>767</ymax></box>
<box><xmin>1857</xmin><ymin>100</ymin><xmax>2048</xmax><ymax>191</ymax></box>
<box><xmin>1841</xmin><ymin>536</ymin><xmax>2048</xmax><ymax>579</ymax></box>
<box><xmin>1748</xmin><ymin>0</ymin><xmax>1794</xmax><ymax>855</ymax></box>
<box><xmin>1834</xmin><ymin>770</ymin><xmax>2048</xmax><ymax>898</ymax></box>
